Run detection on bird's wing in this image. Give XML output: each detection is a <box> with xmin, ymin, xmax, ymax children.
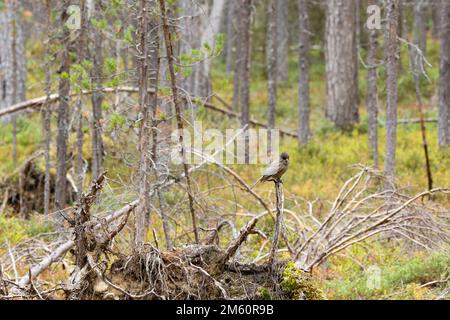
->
<box><xmin>262</xmin><ymin>159</ymin><xmax>280</xmax><ymax>176</ymax></box>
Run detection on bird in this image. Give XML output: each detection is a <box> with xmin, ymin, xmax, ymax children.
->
<box><xmin>250</xmin><ymin>152</ymin><xmax>289</xmax><ymax>189</ymax></box>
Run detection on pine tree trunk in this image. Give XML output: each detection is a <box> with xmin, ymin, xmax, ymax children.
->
<box><xmin>438</xmin><ymin>0</ymin><xmax>450</xmax><ymax>147</ymax></box>
<box><xmin>267</xmin><ymin>0</ymin><xmax>277</xmax><ymax>152</ymax></box>
<box><xmin>42</xmin><ymin>0</ymin><xmax>52</xmax><ymax>217</ymax></box>
<box><xmin>239</xmin><ymin>0</ymin><xmax>252</xmax><ymax>163</ymax></box>
<box><xmin>298</xmin><ymin>0</ymin><xmax>310</xmax><ymax>146</ymax></box>
<box><xmin>195</xmin><ymin>0</ymin><xmax>226</xmax><ymax>98</ymax></box>
<box><xmin>55</xmin><ymin>0</ymin><xmax>73</xmax><ymax>222</ymax></box>
<box><xmin>225</xmin><ymin>0</ymin><xmax>235</xmax><ymax>74</ymax></box>
<box><xmin>276</xmin><ymin>0</ymin><xmax>289</xmax><ymax>83</ymax></box>
<box><xmin>75</xmin><ymin>0</ymin><xmax>89</xmax><ymax>198</ymax></box>
<box><xmin>367</xmin><ymin>0</ymin><xmax>379</xmax><ymax>167</ymax></box>
<box><xmin>413</xmin><ymin>0</ymin><xmax>427</xmax><ymax>58</ymax></box>
<box><xmin>325</xmin><ymin>0</ymin><xmax>358</xmax><ymax>129</ymax></box>
<box><xmin>90</xmin><ymin>0</ymin><xmax>105</xmax><ymax>180</ymax></box>
<box><xmin>384</xmin><ymin>0</ymin><xmax>400</xmax><ymax>185</ymax></box>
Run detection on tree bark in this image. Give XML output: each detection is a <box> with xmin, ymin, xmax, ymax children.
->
<box><xmin>438</xmin><ymin>0</ymin><xmax>450</xmax><ymax>147</ymax></box>
<box><xmin>298</xmin><ymin>0</ymin><xmax>310</xmax><ymax>146</ymax></box>
<box><xmin>325</xmin><ymin>0</ymin><xmax>359</xmax><ymax>129</ymax></box>
<box><xmin>225</xmin><ymin>0</ymin><xmax>236</xmax><ymax>74</ymax></box>
<box><xmin>75</xmin><ymin>0</ymin><xmax>89</xmax><ymax>198</ymax></box>
<box><xmin>367</xmin><ymin>0</ymin><xmax>379</xmax><ymax>167</ymax></box>
<box><xmin>276</xmin><ymin>0</ymin><xmax>289</xmax><ymax>83</ymax></box>
<box><xmin>195</xmin><ymin>0</ymin><xmax>226</xmax><ymax>98</ymax></box>
<box><xmin>413</xmin><ymin>0</ymin><xmax>427</xmax><ymax>56</ymax></box>
<box><xmin>55</xmin><ymin>0</ymin><xmax>73</xmax><ymax>223</ymax></box>
<box><xmin>239</xmin><ymin>0</ymin><xmax>252</xmax><ymax>163</ymax></box>
<box><xmin>134</xmin><ymin>0</ymin><xmax>158</xmax><ymax>252</ymax></box>
<box><xmin>160</xmin><ymin>0</ymin><xmax>200</xmax><ymax>244</ymax></box>
<box><xmin>384</xmin><ymin>0</ymin><xmax>400</xmax><ymax>185</ymax></box>
<box><xmin>179</xmin><ymin>0</ymin><xmax>206</xmax><ymax>94</ymax></box>
<box><xmin>90</xmin><ymin>0</ymin><xmax>105</xmax><ymax>180</ymax></box>
<box><xmin>42</xmin><ymin>0</ymin><xmax>52</xmax><ymax>216</ymax></box>
<box><xmin>268</xmin><ymin>181</ymin><xmax>284</xmax><ymax>269</ymax></box>
<box><xmin>0</xmin><ymin>0</ymin><xmax>26</xmax><ymax>122</ymax></box>
<box><xmin>267</xmin><ymin>0</ymin><xmax>277</xmax><ymax>153</ymax></box>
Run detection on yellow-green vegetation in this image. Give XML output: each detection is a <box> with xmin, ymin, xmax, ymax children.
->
<box><xmin>0</xmin><ymin>215</ymin><xmax>53</xmax><ymax>245</ymax></box>
<box><xmin>324</xmin><ymin>250</ymin><xmax>450</xmax><ymax>300</ymax></box>
<box><xmin>281</xmin><ymin>262</ymin><xmax>324</xmax><ymax>300</ymax></box>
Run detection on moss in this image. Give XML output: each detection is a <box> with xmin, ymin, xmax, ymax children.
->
<box><xmin>281</xmin><ymin>262</ymin><xmax>324</xmax><ymax>300</ymax></box>
<box><xmin>257</xmin><ymin>287</ymin><xmax>272</xmax><ymax>300</ymax></box>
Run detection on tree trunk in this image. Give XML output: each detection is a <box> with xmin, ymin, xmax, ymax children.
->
<box><xmin>367</xmin><ymin>0</ymin><xmax>379</xmax><ymax>167</ymax></box>
<box><xmin>225</xmin><ymin>0</ymin><xmax>236</xmax><ymax>74</ymax></box>
<box><xmin>325</xmin><ymin>0</ymin><xmax>358</xmax><ymax>129</ymax></box>
<box><xmin>75</xmin><ymin>0</ymin><xmax>89</xmax><ymax>198</ymax></box>
<box><xmin>413</xmin><ymin>0</ymin><xmax>427</xmax><ymax>59</ymax></box>
<box><xmin>160</xmin><ymin>0</ymin><xmax>200</xmax><ymax>244</ymax></box>
<box><xmin>240</xmin><ymin>0</ymin><xmax>252</xmax><ymax>163</ymax></box>
<box><xmin>267</xmin><ymin>0</ymin><xmax>277</xmax><ymax>153</ymax></box>
<box><xmin>276</xmin><ymin>0</ymin><xmax>289</xmax><ymax>83</ymax></box>
<box><xmin>55</xmin><ymin>0</ymin><xmax>73</xmax><ymax>222</ymax></box>
<box><xmin>179</xmin><ymin>0</ymin><xmax>207</xmax><ymax>95</ymax></box>
<box><xmin>438</xmin><ymin>0</ymin><xmax>450</xmax><ymax>147</ymax></box>
<box><xmin>431</xmin><ymin>0</ymin><xmax>440</xmax><ymax>39</ymax></box>
<box><xmin>90</xmin><ymin>0</ymin><xmax>105</xmax><ymax>180</ymax></box>
<box><xmin>42</xmin><ymin>0</ymin><xmax>52</xmax><ymax>216</ymax></box>
<box><xmin>384</xmin><ymin>0</ymin><xmax>400</xmax><ymax>185</ymax></box>
<box><xmin>0</xmin><ymin>0</ymin><xmax>26</xmax><ymax>121</ymax></box>
<box><xmin>146</xmin><ymin>5</ymin><xmax>171</xmax><ymax>250</ymax></box>
<box><xmin>134</xmin><ymin>0</ymin><xmax>158</xmax><ymax>252</ymax></box>
<box><xmin>195</xmin><ymin>0</ymin><xmax>226</xmax><ymax>98</ymax></box>
<box><xmin>298</xmin><ymin>0</ymin><xmax>310</xmax><ymax>146</ymax></box>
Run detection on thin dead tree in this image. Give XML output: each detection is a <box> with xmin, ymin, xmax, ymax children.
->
<box><xmin>159</xmin><ymin>0</ymin><xmax>199</xmax><ymax>243</ymax></box>
<box><xmin>75</xmin><ymin>0</ymin><xmax>89</xmax><ymax>198</ymax></box>
<box><xmin>134</xmin><ymin>0</ymin><xmax>155</xmax><ymax>252</ymax></box>
<box><xmin>55</xmin><ymin>0</ymin><xmax>74</xmax><ymax>223</ymax></box>
<box><xmin>268</xmin><ymin>180</ymin><xmax>284</xmax><ymax>269</ymax></box>
<box><xmin>146</xmin><ymin>4</ymin><xmax>172</xmax><ymax>250</ymax></box>
<box><xmin>403</xmin><ymin>34</ymin><xmax>433</xmax><ymax>190</ymax></box>
<box><xmin>90</xmin><ymin>0</ymin><xmax>105</xmax><ymax>180</ymax></box>
<box><xmin>42</xmin><ymin>0</ymin><xmax>52</xmax><ymax>216</ymax></box>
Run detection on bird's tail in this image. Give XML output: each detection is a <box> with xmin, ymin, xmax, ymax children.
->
<box><xmin>250</xmin><ymin>177</ymin><xmax>262</xmax><ymax>190</ymax></box>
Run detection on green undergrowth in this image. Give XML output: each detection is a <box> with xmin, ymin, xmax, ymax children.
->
<box><xmin>324</xmin><ymin>249</ymin><xmax>450</xmax><ymax>300</ymax></box>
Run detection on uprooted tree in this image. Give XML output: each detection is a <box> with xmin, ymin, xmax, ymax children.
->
<box><xmin>1</xmin><ymin>165</ymin><xmax>448</xmax><ymax>299</ymax></box>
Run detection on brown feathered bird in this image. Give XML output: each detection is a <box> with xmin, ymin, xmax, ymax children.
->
<box><xmin>250</xmin><ymin>152</ymin><xmax>289</xmax><ymax>189</ymax></box>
